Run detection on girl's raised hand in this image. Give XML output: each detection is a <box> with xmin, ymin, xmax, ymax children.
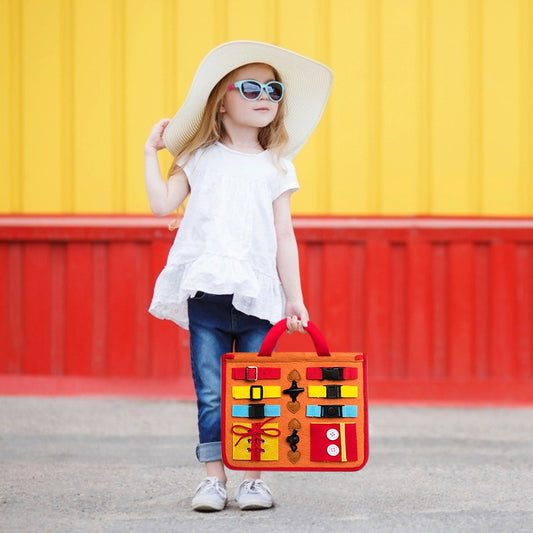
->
<box><xmin>285</xmin><ymin>303</ymin><xmax>309</xmax><ymax>335</ymax></box>
<box><xmin>145</xmin><ymin>118</ymin><xmax>171</xmax><ymax>152</ymax></box>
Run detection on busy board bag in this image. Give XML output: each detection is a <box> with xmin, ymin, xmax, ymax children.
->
<box><xmin>222</xmin><ymin>320</ymin><xmax>368</xmax><ymax>471</ymax></box>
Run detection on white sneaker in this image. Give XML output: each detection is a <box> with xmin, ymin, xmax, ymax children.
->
<box><xmin>191</xmin><ymin>477</ymin><xmax>227</xmax><ymax>512</ymax></box>
<box><xmin>234</xmin><ymin>479</ymin><xmax>273</xmax><ymax>510</ymax></box>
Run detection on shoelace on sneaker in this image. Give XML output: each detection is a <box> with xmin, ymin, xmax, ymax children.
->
<box><xmin>196</xmin><ymin>477</ymin><xmax>226</xmax><ymax>498</ymax></box>
<box><xmin>238</xmin><ymin>479</ymin><xmax>271</xmax><ymax>496</ymax></box>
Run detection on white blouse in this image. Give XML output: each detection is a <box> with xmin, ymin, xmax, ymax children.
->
<box><xmin>149</xmin><ymin>142</ymin><xmax>299</xmax><ymax>329</ymax></box>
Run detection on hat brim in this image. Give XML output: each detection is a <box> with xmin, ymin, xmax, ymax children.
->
<box><xmin>163</xmin><ymin>40</ymin><xmax>333</xmax><ymax>160</ymax></box>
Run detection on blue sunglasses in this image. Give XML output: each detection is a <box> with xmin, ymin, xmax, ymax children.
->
<box><xmin>227</xmin><ymin>79</ymin><xmax>285</xmax><ymax>102</ymax></box>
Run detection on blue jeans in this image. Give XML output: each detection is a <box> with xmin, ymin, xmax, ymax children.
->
<box><xmin>187</xmin><ymin>293</ymin><xmax>272</xmax><ymax>463</ymax></box>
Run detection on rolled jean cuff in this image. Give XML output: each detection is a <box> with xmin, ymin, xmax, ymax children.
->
<box><xmin>196</xmin><ymin>441</ymin><xmax>222</xmax><ymax>463</ymax></box>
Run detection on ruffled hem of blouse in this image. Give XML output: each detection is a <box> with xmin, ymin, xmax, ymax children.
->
<box><xmin>148</xmin><ymin>255</ymin><xmax>286</xmax><ymax>329</ymax></box>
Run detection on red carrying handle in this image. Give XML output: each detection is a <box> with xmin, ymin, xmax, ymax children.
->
<box><xmin>258</xmin><ymin>320</ymin><xmax>331</xmax><ymax>356</ymax></box>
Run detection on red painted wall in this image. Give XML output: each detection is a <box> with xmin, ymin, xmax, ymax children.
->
<box><xmin>1</xmin><ymin>216</ymin><xmax>532</xmax><ymax>404</ymax></box>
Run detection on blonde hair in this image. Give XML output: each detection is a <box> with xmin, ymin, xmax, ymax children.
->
<box><xmin>167</xmin><ymin>63</ymin><xmax>289</xmax><ymax>229</ymax></box>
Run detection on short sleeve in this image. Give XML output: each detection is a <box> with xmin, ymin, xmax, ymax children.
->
<box><xmin>177</xmin><ymin>149</ymin><xmax>204</xmax><ymax>185</ymax></box>
<box><xmin>273</xmin><ymin>159</ymin><xmax>300</xmax><ymax>200</ymax></box>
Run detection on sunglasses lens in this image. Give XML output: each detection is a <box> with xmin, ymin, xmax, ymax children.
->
<box><xmin>240</xmin><ymin>81</ymin><xmax>262</xmax><ymax>100</ymax></box>
<box><xmin>267</xmin><ymin>82</ymin><xmax>283</xmax><ymax>102</ymax></box>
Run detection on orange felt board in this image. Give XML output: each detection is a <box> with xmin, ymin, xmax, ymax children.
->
<box><xmin>222</xmin><ymin>321</ymin><xmax>368</xmax><ymax>471</ymax></box>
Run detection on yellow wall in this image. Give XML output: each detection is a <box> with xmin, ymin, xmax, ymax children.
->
<box><xmin>1</xmin><ymin>0</ymin><xmax>532</xmax><ymax>216</ymax></box>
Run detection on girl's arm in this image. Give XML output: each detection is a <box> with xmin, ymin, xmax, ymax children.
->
<box><xmin>144</xmin><ymin>119</ymin><xmax>190</xmax><ymax>216</ymax></box>
<box><xmin>273</xmin><ymin>190</ymin><xmax>309</xmax><ymax>334</ymax></box>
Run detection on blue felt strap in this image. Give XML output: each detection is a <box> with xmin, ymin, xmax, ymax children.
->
<box><xmin>306</xmin><ymin>405</ymin><xmax>322</xmax><ymax>417</ymax></box>
<box><xmin>343</xmin><ymin>405</ymin><xmax>358</xmax><ymax>417</ymax></box>
<box><xmin>232</xmin><ymin>405</ymin><xmax>281</xmax><ymax>418</ymax></box>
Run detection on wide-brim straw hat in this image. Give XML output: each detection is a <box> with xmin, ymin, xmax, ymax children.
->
<box><xmin>163</xmin><ymin>40</ymin><xmax>333</xmax><ymax>161</ymax></box>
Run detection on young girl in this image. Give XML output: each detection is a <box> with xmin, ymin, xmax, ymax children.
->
<box><xmin>144</xmin><ymin>41</ymin><xmax>332</xmax><ymax>512</ymax></box>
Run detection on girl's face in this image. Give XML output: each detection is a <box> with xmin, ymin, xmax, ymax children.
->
<box><xmin>220</xmin><ymin>63</ymin><xmax>280</xmax><ymax>132</ymax></box>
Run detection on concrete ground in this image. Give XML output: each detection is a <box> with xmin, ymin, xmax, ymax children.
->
<box><xmin>0</xmin><ymin>397</ymin><xmax>532</xmax><ymax>533</ymax></box>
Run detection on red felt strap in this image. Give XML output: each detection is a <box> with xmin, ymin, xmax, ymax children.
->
<box><xmin>232</xmin><ymin>367</ymin><xmax>281</xmax><ymax>380</ymax></box>
<box><xmin>307</xmin><ymin>367</ymin><xmax>325</xmax><ymax>379</ymax></box>
<box><xmin>342</xmin><ymin>368</ymin><xmax>358</xmax><ymax>379</ymax></box>
<box><xmin>258</xmin><ymin>320</ymin><xmax>331</xmax><ymax>357</ymax></box>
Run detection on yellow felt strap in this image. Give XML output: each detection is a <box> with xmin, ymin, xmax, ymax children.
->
<box><xmin>342</xmin><ymin>386</ymin><xmax>358</xmax><ymax>398</ymax></box>
<box><xmin>308</xmin><ymin>385</ymin><xmax>327</xmax><ymax>397</ymax></box>
<box><xmin>232</xmin><ymin>386</ymin><xmax>281</xmax><ymax>399</ymax></box>
<box><xmin>307</xmin><ymin>385</ymin><xmax>358</xmax><ymax>398</ymax></box>
<box><xmin>340</xmin><ymin>422</ymin><xmax>347</xmax><ymax>462</ymax></box>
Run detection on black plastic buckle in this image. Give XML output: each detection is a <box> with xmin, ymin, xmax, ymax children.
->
<box><xmin>325</xmin><ymin>385</ymin><xmax>342</xmax><ymax>399</ymax></box>
<box><xmin>248</xmin><ymin>403</ymin><xmax>265</xmax><ymax>419</ymax></box>
<box><xmin>321</xmin><ymin>404</ymin><xmax>342</xmax><ymax>418</ymax></box>
<box><xmin>321</xmin><ymin>367</ymin><xmax>344</xmax><ymax>380</ymax></box>
<box><xmin>250</xmin><ymin>384</ymin><xmax>263</xmax><ymax>400</ymax></box>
